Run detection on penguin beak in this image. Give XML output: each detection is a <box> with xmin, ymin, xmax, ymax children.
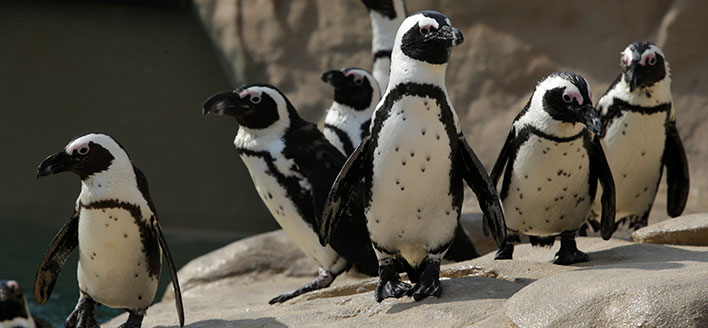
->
<box><xmin>321</xmin><ymin>70</ymin><xmax>349</xmax><ymax>89</ymax></box>
<box><xmin>37</xmin><ymin>151</ymin><xmax>77</xmax><ymax>179</ymax></box>
<box><xmin>202</xmin><ymin>91</ymin><xmax>246</xmax><ymax>117</ymax></box>
<box><xmin>435</xmin><ymin>25</ymin><xmax>464</xmax><ymax>47</ymax></box>
<box><xmin>625</xmin><ymin>66</ymin><xmax>639</xmax><ymax>92</ymax></box>
<box><xmin>577</xmin><ymin>105</ymin><xmax>602</xmax><ymax>135</ymax></box>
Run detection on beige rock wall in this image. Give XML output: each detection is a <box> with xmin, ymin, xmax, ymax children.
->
<box><xmin>193</xmin><ymin>0</ymin><xmax>708</xmax><ymax>218</ymax></box>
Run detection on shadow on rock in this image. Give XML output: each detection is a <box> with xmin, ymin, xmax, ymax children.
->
<box><xmin>156</xmin><ymin>317</ymin><xmax>288</xmax><ymax>328</ymax></box>
<box><xmin>576</xmin><ymin>243</ymin><xmax>708</xmax><ymax>271</ymax></box>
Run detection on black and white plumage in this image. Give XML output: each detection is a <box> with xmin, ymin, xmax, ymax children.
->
<box><xmin>360</xmin><ymin>0</ymin><xmax>407</xmax><ymax>92</ymax></box>
<box><xmin>490</xmin><ymin>72</ymin><xmax>616</xmax><ymax>265</ymax></box>
<box><xmin>35</xmin><ymin>133</ymin><xmax>184</xmax><ymax>328</ymax></box>
<box><xmin>321</xmin><ymin>11</ymin><xmax>506</xmax><ymax>302</ymax></box>
<box><xmin>202</xmin><ymin>84</ymin><xmax>378</xmax><ymax>304</ymax></box>
<box><xmin>0</xmin><ymin>280</ymin><xmax>50</xmax><ymax>328</ymax></box>
<box><xmin>321</xmin><ymin>67</ymin><xmax>381</xmax><ymax>156</ymax></box>
<box><xmin>588</xmin><ymin>42</ymin><xmax>688</xmax><ymax>231</ymax></box>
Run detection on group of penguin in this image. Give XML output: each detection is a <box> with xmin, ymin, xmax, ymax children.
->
<box><xmin>6</xmin><ymin>1</ymin><xmax>688</xmax><ymax>328</ymax></box>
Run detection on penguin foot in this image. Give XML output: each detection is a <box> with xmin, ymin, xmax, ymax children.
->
<box><xmin>553</xmin><ymin>232</ymin><xmax>589</xmax><ymax>265</ymax></box>
<box><xmin>374</xmin><ymin>279</ymin><xmax>412</xmax><ymax>302</ymax></box>
<box><xmin>406</xmin><ymin>258</ymin><xmax>442</xmax><ymax>301</ymax></box>
<box><xmin>117</xmin><ymin>310</ymin><xmax>144</xmax><ymax>328</ymax></box>
<box><xmin>65</xmin><ymin>294</ymin><xmax>99</xmax><ymax>328</ymax></box>
<box><xmin>268</xmin><ymin>269</ymin><xmax>335</xmax><ymax>304</ymax></box>
<box><xmin>494</xmin><ymin>242</ymin><xmax>514</xmax><ymax>260</ymax></box>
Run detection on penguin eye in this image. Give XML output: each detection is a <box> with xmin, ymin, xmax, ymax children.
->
<box><xmin>354</xmin><ymin>77</ymin><xmax>363</xmax><ymax>86</ymax></box>
<box><xmin>648</xmin><ymin>56</ymin><xmax>657</xmax><ymax>66</ymax></box>
<box><xmin>419</xmin><ymin>25</ymin><xmax>434</xmax><ymax>36</ymax></box>
<box><xmin>250</xmin><ymin>96</ymin><xmax>261</xmax><ymax>104</ymax></box>
<box><xmin>77</xmin><ymin>146</ymin><xmax>90</xmax><ymax>156</ymax></box>
<box><xmin>562</xmin><ymin>94</ymin><xmax>573</xmax><ymax>103</ymax></box>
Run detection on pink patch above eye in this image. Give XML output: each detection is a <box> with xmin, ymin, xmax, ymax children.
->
<box><xmin>563</xmin><ymin>90</ymin><xmax>583</xmax><ymax>105</ymax></box>
<box><xmin>238</xmin><ymin>90</ymin><xmax>258</xmax><ymax>99</ymax></box>
<box><xmin>623</xmin><ymin>53</ymin><xmax>632</xmax><ymax>67</ymax></box>
<box><xmin>639</xmin><ymin>52</ymin><xmax>655</xmax><ymax>66</ymax></box>
<box><xmin>66</xmin><ymin>142</ymin><xmax>88</xmax><ymax>155</ymax></box>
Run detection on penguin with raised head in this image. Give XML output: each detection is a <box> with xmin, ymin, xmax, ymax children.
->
<box><xmin>320</xmin><ymin>11</ymin><xmax>506</xmax><ymax>302</ymax></box>
<box><xmin>321</xmin><ymin>67</ymin><xmax>381</xmax><ymax>156</ymax></box>
<box><xmin>0</xmin><ymin>280</ymin><xmax>50</xmax><ymax>328</ymax></box>
<box><xmin>360</xmin><ymin>0</ymin><xmax>407</xmax><ymax>92</ymax></box>
<box><xmin>35</xmin><ymin>133</ymin><xmax>184</xmax><ymax>328</ymax></box>
<box><xmin>588</xmin><ymin>42</ymin><xmax>688</xmax><ymax>231</ymax></box>
<box><xmin>202</xmin><ymin>84</ymin><xmax>379</xmax><ymax>304</ymax></box>
<box><xmin>490</xmin><ymin>72</ymin><xmax>616</xmax><ymax>265</ymax></box>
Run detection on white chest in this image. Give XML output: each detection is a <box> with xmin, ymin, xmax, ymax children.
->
<box><xmin>367</xmin><ymin>96</ymin><xmax>458</xmax><ymax>265</ymax></box>
<box><xmin>323</xmin><ymin>105</ymin><xmax>370</xmax><ymax>154</ymax></box>
<box><xmin>601</xmin><ymin>111</ymin><xmax>667</xmax><ymax>218</ymax></box>
<box><xmin>77</xmin><ymin>207</ymin><xmax>158</xmax><ymax>309</ymax></box>
<box><xmin>0</xmin><ymin>317</ymin><xmax>35</xmax><ymax>328</ymax></box>
<box><xmin>504</xmin><ymin>135</ymin><xmax>593</xmax><ymax>236</ymax></box>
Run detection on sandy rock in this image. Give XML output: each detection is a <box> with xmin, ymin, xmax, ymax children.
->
<box><xmin>632</xmin><ymin>213</ymin><xmax>708</xmax><ymax>246</ymax></box>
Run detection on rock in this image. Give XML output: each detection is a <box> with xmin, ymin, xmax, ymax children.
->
<box><xmin>109</xmin><ymin>235</ymin><xmax>708</xmax><ymax>327</ymax></box>
<box><xmin>632</xmin><ymin>213</ymin><xmax>708</xmax><ymax>246</ymax></box>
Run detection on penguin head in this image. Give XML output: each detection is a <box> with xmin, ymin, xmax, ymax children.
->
<box><xmin>36</xmin><ymin>133</ymin><xmax>131</xmax><ymax>181</ymax></box>
<box><xmin>525</xmin><ymin>72</ymin><xmax>601</xmax><ymax>135</ymax></box>
<box><xmin>360</xmin><ymin>0</ymin><xmax>406</xmax><ymax>20</ymax></box>
<box><xmin>0</xmin><ymin>280</ymin><xmax>30</xmax><ymax>321</ymax></box>
<box><xmin>393</xmin><ymin>11</ymin><xmax>463</xmax><ymax>66</ymax></box>
<box><xmin>321</xmin><ymin>68</ymin><xmax>381</xmax><ymax>111</ymax></box>
<box><xmin>203</xmin><ymin>84</ymin><xmax>298</xmax><ymax>133</ymax></box>
<box><xmin>620</xmin><ymin>42</ymin><xmax>668</xmax><ymax>92</ymax></box>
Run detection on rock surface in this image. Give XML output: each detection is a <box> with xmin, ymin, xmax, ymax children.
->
<box><xmin>108</xmin><ymin>230</ymin><xmax>708</xmax><ymax>327</ymax></box>
<box><xmin>632</xmin><ymin>213</ymin><xmax>708</xmax><ymax>246</ymax></box>
<box><xmin>193</xmin><ymin>0</ymin><xmax>708</xmax><ymax>219</ymax></box>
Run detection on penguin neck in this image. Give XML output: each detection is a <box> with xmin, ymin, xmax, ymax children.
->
<box><xmin>387</xmin><ymin>52</ymin><xmax>449</xmax><ymax>90</ymax></box>
<box><xmin>517</xmin><ymin>108</ymin><xmax>585</xmax><ymax>138</ymax></box>
<box><xmin>325</xmin><ymin>101</ymin><xmax>373</xmax><ymax>128</ymax></box>
<box><xmin>370</xmin><ymin>9</ymin><xmax>404</xmax><ymax>53</ymax></box>
<box><xmin>80</xmin><ymin>162</ymin><xmax>139</xmax><ymax>203</ymax></box>
<box><xmin>619</xmin><ymin>70</ymin><xmax>673</xmax><ymax>112</ymax></box>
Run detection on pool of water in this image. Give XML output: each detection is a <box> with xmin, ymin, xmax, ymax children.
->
<box><xmin>0</xmin><ymin>217</ymin><xmax>242</xmax><ymax>327</ymax></box>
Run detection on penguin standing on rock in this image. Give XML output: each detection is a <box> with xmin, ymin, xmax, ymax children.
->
<box><xmin>321</xmin><ymin>67</ymin><xmax>381</xmax><ymax>156</ymax></box>
<box><xmin>490</xmin><ymin>72</ymin><xmax>616</xmax><ymax>265</ymax></box>
<box><xmin>320</xmin><ymin>11</ymin><xmax>506</xmax><ymax>302</ymax></box>
<box><xmin>202</xmin><ymin>84</ymin><xmax>379</xmax><ymax>304</ymax></box>
<box><xmin>35</xmin><ymin>133</ymin><xmax>184</xmax><ymax>328</ymax></box>
<box><xmin>588</xmin><ymin>42</ymin><xmax>688</xmax><ymax>232</ymax></box>
<box><xmin>360</xmin><ymin>0</ymin><xmax>407</xmax><ymax>92</ymax></box>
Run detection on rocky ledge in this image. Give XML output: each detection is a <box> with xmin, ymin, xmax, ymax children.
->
<box><xmin>108</xmin><ymin>214</ymin><xmax>708</xmax><ymax>328</ymax></box>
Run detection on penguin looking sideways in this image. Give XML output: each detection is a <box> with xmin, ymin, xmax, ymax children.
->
<box><xmin>202</xmin><ymin>84</ymin><xmax>379</xmax><ymax>304</ymax></box>
<box><xmin>34</xmin><ymin>133</ymin><xmax>184</xmax><ymax>328</ymax></box>
<box><xmin>321</xmin><ymin>67</ymin><xmax>381</xmax><ymax>156</ymax></box>
<box><xmin>320</xmin><ymin>11</ymin><xmax>507</xmax><ymax>302</ymax></box>
<box><xmin>360</xmin><ymin>0</ymin><xmax>407</xmax><ymax>92</ymax></box>
<box><xmin>588</xmin><ymin>42</ymin><xmax>689</xmax><ymax>231</ymax></box>
<box><xmin>490</xmin><ymin>72</ymin><xmax>616</xmax><ymax>265</ymax></box>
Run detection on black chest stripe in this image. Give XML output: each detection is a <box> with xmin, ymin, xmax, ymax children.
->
<box><xmin>324</xmin><ymin>124</ymin><xmax>355</xmax><ymax>156</ymax></box>
<box><xmin>373</xmin><ymin>50</ymin><xmax>392</xmax><ymax>61</ymax></box>
<box><xmin>367</xmin><ymin>82</ymin><xmax>463</xmax><ymax>210</ymax></box>
<box><xmin>602</xmin><ymin>98</ymin><xmax>671</xmax><ymax>137</ymax></box>
<box><xmin>79</xmin><ymin>199</ymin><xmax>161</xmax><ymax>278</ymax></box>
<box><xmin>360</xmin><ymin>119</ymin><xmax>371</xmax><ymax>140</ymax></box>
<box><xmin>236</xmin><ymin>148</ymin><xmax>316</xmax><ymax>229</ymax></box>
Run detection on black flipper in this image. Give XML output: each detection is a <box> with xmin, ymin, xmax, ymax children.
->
<box><xmin>320</xmin><ymin>136</ymin><xmax>371</xmax><ymax>246</ymax></box>
<box><xmin>458</xmin><ymin>134</ymin><xmax>507</xmax><ymax>248</ymax></box>
<box><xmin>153</xmin><ymin>219</ymin><xmax>185</xmax><ymax>327</ymax></box>
<box><xmin>490</xmin><ymin>128</ymin><xmax>515</xmax><ymax>186</ymax></box>
<box><xmin>133</xmin><ymin>165</ymin><xmax>184</xmax><ymax>327</ymax></box>
<box><xmin>590</xmin><ymin>136</ymin><xmax>616</xmax><ymax>240</ymax></box>
<box><xmin>33</xmin><ymin>210</ymin><xmax>79</xmax><ymax>305</ymax></box>
<box><xmin>663</xmin><ymin>120</ymin><xmax>689</xmax><ymax>217</ymax></box>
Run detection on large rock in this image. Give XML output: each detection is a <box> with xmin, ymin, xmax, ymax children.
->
<box><xmin>109</xmin><ymin>234</ymin><xmax>708</xmax><ymax>327</ymax></box>
<box><xmin>632</xmin><ymin>213</ymin><xmax>708</xmax><ymax>246</ymax></box>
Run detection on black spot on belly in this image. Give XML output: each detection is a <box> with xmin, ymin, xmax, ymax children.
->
<box><xmin>134</xmin><ymin>273</ymin><xmax>139</xmax><ymax>278</ymax></box>
<box><xmin>560</xmin><ymin>215</ymin><xmax>564</xmax><ymax>220</ymax></box>
<box><xmin>519</xmin><ymin>193</ymin><xmax>524</xmax><ymax>199</ymax></box>
<box><xmin>435</xmin><ymin>134</ymin><xmax>440</xmax><ymax>140</ymax></box>
<box><xmin>557</xmin><ymin>170</ymin><xmax>563</xmax><ymax>176</ymax></box>
<box><xmin>426</xmin><ymin>155</ymin><xmax>431</xmax><ymax>161</ymax></box>
<box><xmin>623</xmin><ymin>174</ymin><xmax>627</xmax><ymax>178</ymax></box>
<box><xmin>548</xmin><ymin>178</ymin><xmax>552</xmax><ymax>182</ymax></box>
<box><xmin>105</xmin><ymin>223</ymin><xmax>109</xmax><ymax>227</ymax></box>
<box><xmin>563</xmin><ymin>187</ymin><xmax>568</xmax><ymax>191</ymax></box>
<box><xmin>644</xmin><ymin>187</ymin><xmax>648</xmax><ymax>192</ymax></box>
<box><xmin>395</xmin><ymin>146</ymin><xmax>399</xmax><ymax>152</ymax></box>
<box><xmin>421</xmin><ymin>167</ymin><xmax>426</xmax><ymax>172</ymax></box>
<box><xmin>421</xmin><ymin>129</ymin><xmax>426</xmax><ymax>136</ymax></box>
<box><xmin>124</xmin><ymin>233</ymin><xmax>128</xmax><ymax>238</ymax></box>
<box><xmin>563</xmin><ymin>152</ymin><xmax>567</xmax><ymax>156</ymax></box>
<box><xmin>545</xmin><ymin>219</ymin><xmax>550</xmax><ymax>223</ymax></box>
<box><xmin>635</xmin><ymin>193</ymin><xmax>640</xmax><ymax>198</ymax></box>
<box><xmin>395</xmin><ymin>179</ymin><xmax>400</xmax><ymax>185</ymax></box>
<box><xmin>545</xmin><ymin>207</ymin><xmax>550</xmax><ymax>211</ymax></box>
<box><xmin>400</xmin><ymin>187</ymin><xmax>405</xmax><ymax>191</ymax></box>
<box><xmin>410</xmin><ymin>151</ymin><xmax>415</xmax><ymax>157</ymax></box>
<box><xmin>138</xmin><ymin>295</ymin><xmax>142</xmax><ymax>300</ymax></box>
<box><xmin>267</xmin><ymin>192</ymin><xmax>273</xmax><ymax>199</ymax></box>
<box><xmin>445</xmin><ymin>210</ymin><xmax>450</xmax><ymax>215</ymax></box>
<box><xmin>402</xmin><ymin>160</ymin><xmax>406</xmax><ymax>166</ymax></box>
<box><xmin>641</xmin><ymin>151</ymin><xmax>646</xmax><ymax>156</ymax></box>
<box><xmin>543</xmin><ymin>150</ymin><xmax>547</xmax><ymax>154</ymax></box>
<box><xmin>537</xmin><ymin>187</ymin><xmax>542</xmax><ymax>191</ymax></box>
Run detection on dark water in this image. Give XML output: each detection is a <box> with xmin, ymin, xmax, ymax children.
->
<box><xmin>0</xmin><ymin>217</ymin><xmax>239</xmax><ymax>327</ymax></box>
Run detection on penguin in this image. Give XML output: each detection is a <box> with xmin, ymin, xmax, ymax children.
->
<box><xmin>321</xmin><ymin>67</ymin><xmax>381</xmax><ymax>156</ymax></box>
<box><xmin>202</xmin><ymin>84</ymin><xmax>379</xmax><ymax>304</ymax></box>
<box><xmin>35</xmin><ymin>133</ymin><xmax>184</xmax><ymax>328</ymax></box>
<box><xmin>320</xmin><ymin>11</ymin><xmax>507</xmax><ymax>302</ymax></box>
<box><xmin>360</xmin><ymin>0</ymin><xmax>407</xmax><ymax>92</ymax></box>
<box><xmin>0</xmin><ymin>280</ymin><xmax>50</xmax><ymax>328</ymax></box>
<box><xmin>322</xmin><ymin>67</ymin><xmax>481</xmax><ymax>261</ymax></box>
<box><xmin>588</xmin><ymin>42</ymin><xmax>689</xmax><ymax>231</ymax></box>
<box><xmin>490</xmin><ymin>72</ymin><xmax>616</xmax><ymax>265</ymax></box>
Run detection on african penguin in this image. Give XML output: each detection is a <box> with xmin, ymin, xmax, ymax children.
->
<box><xmin>321</xmin><ymin>67</ymin><xmax>381</xmax><ymax>156</ymax></box>
<box><xmin>490</xmin><ymin>72</ymin><xmax>616</xmax><ymax>265</ymax></box>
<box><xmin>588</xmin><ymin>42</ymin><xmax>688</xmax><ymax>231</ymax></box>
<box><xmin>0</xmin><ymin>280</ymin><xmax>47</xmax><ymax>328</ymax></box>
<box><xmin>360</xmin><ymin>0</ymin><xmax>407</xmax><ymax>92</ymax></box>
<box><xmin>320</xmin><ymin>11</ymin><xmax>506</xmax><ymax>302</ymax></box>
<box><xmin>202</xmin><ymin>84</ymin><xmax>379</xmax><ymax>304</ymax></box>
<box><xmin>35</xmin><ymin>133</ymin><xmax>184</xmax><ymax>328</ymax></box>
